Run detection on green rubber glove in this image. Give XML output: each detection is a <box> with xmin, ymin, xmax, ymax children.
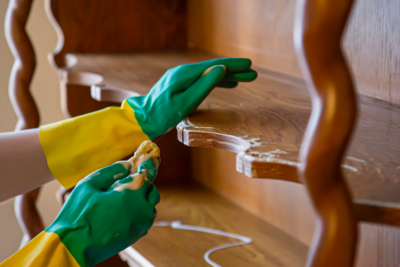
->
<box><xmin>45</xmin><ymin>159</ymin><xmax>160</xmax><ymax>267</ymax></box>
<box><xmin>124</xmin><ymin>58</ymin><xmax>258</xmax><ymax>139</ymax></box>
<box><xmin>38</xmin><ymin>58</ymin><xmax>257</xmax><ymax>190</ymax></box>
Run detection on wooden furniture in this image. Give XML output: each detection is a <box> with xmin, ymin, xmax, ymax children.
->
<box><xmin>6</xmin><ymin>0</ymin><xmax>399</xmax><ymax>266</ymax></box>
<box><xmin>5</xmin><ymin>0</ymin><xmax>44</xmax><ymax>248</ymax></box>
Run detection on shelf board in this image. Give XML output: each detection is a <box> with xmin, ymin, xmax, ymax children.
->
<box><xmin>61</xmin><ymin>49</ymin><xmax>400</xmax><ymax>225</ymax></box>
<box><xmin>129</xmin><ymin>183</ymin><xmax>307</xmax><ymax>267</ymax></box>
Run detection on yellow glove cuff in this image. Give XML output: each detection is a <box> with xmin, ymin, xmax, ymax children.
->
<box><xmin>39</xmin><ymin>107</ymin><xmax>149</xmax><ymax>189</ymax></box>
<box><xmin>1</xmin><ymin>231</ymin><xmax>79</xmax><ymax>267</ymax></box>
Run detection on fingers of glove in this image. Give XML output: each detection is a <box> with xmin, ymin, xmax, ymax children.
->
<box><xmin>135</xmin><ymin>180</ymin><xmax>153</xmax><ymax>196</ymax></box>
<box><xmin>147</xmin><ymin>184</ymin><xmax>161</xmax><ymax>207</ymax></box>
<box><xmin>223</xmin><ymin>68</ymin><xmax>258</xmax><ymax>82</ymax></box>
<box><xmin>108</xmin><ymin>156</ymin><xmax>160</xmax><ymax>192</ymax></box>
<box><xmin>82</xmin><ymin>162</ymin><xmax>131</xmax><ymax>191</ymax></box>
<box><xmin>216</xmin><ymin>81</ymin><xmax>238</xmax><ymax>89</ymax></box>
<box><xmin>196</xmin><ymin>58</ymin><xmax>252</xmax><ymax>73</ymax></box>
<box><xmin>137</xmin><ymin>157</ymin><xmax>159</xmax><ymax>183</ymax></box>
<box><xmin>177</xmin><ymin>65</ymin><xmax>226</xmax><ymax>112</ymax></box>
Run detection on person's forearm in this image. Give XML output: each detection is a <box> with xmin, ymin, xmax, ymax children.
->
<box><xmin>0</xmin><ymin>129</ymin><xmax>54</xmax><ymax>202</ymax></box>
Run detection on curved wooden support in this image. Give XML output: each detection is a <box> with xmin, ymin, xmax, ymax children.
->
<box><xmin>5</xmin><ymin>0</ymin><xmax>44</xmax><ymax>247</ymax></box>
<box><xmin>5</xmin><ymin>0</ymin><xmax>39</xmax><ymax>130</ymax></box>
<box><xmin>294</xmin><ymin>0</ymin><xmax>358</xmax><ymax>266</ymax></box>
<box><xmin>14</xmin><ymin>188</ymin><xmax>45</xmax><ymax>247</ymax></box>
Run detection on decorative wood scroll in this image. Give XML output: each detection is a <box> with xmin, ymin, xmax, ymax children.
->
<box><xmin>5</xmin><ymin>0</ymin><xmax>44</xmax><ymax>247</ymax></box>
<box><xmin>294</xmin><ymin>0</ymin><xmax>358</xmax><ymax>266</ymax></box>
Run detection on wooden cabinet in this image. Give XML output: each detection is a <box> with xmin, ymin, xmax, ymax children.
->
<box><xmin>6</xmin><ymin>0</ymin><xmax>400</xmax><ymax>266</ymax></box>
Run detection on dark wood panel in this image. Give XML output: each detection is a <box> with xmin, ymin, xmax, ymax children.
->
<box><xmin>46</xmin><ymin>0</ymin><xmax>187</xmax><ymax>68</ymax></box>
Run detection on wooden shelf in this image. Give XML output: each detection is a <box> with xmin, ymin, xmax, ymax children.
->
<box><xmin>128</xmin><ymin>183</ymin><xmax>307</xmax><ymax>267</ymax></box>
<box><xmin>60</xmin><ymin>49</ymin><xmax>400</xmax><ymax>226</ymax></box>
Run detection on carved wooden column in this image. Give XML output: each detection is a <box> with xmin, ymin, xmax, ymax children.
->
<box><xmin>5</xmin><ymin>0</ymin><xmax>44</xmax><ymax>247</ymax></box>
<box><xmin>294</xmin><ymin>0</ymin><xmax>358</xmax><ymax>266</ymax></box>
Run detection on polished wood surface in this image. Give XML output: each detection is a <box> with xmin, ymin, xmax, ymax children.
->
<box><xmin>4</xmin><ymin>0</ymin><xmax>44</xmax><ymax>247</ymax></box>
<box><xmin>60</xmin><ymin>50</ymin><xmax>400</xmax><ymax>215</ymax></box>
<box><xmin>188</xmin><ymin>0</ymin><xmax>400</xmax><ymax>105</ymax></box>
<box><xmin>46</xmin><ymin>0</ymin><xmax>187</xmax><ymax>68</ymax></box>
<box><xmin>132</xmin><ymin>183</ymin><xmax>308</xmax><ymax>267</ymax></box>
<box><xmin>294</xmin><ymin>0</ymin><xmax>358</xmax><ymax>266</ymax></box>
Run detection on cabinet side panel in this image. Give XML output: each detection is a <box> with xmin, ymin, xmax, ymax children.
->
<box><xmin>188</xmin><ymin>0</ymin><xmax>400</xmax><ymax>105</ymax></box>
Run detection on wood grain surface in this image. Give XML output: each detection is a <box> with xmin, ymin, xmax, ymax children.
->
<box><xmin>187</xmin><ymin>0</ymin><xmax>400</xmax><ymax>105</ymax></box>
<box><xmin>132</xmin><ymin>183</ymin><xmax>308</xmax><ymax>267</ymax></box>
<box><xmin>45</xmin><ymin>0</ymin><xmax>187</xmax><ymax>68</ymax></box>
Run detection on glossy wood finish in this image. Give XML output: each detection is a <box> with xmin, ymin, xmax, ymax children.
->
<box><xmin>188</xmin><ymin>0</ymin><xmax>400</xmax><ymax>105</ymax></box>
<box><xmin>4</xmin><ymin>0</ymin><xmax>44</xmax><ymax>247</ymax></box>
<box><xmin>132</xmin><ymin>183</ymin><xmax>308</xmax><ymax>266</ymax></box>
<box><xmin>294</xmin><ymin>0</ymin><xmax>358</xmax><ymax>266</ymax></box>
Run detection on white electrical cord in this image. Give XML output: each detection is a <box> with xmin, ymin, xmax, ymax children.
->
<box><xmin>123</xmin><ymin>246</ymin><xmax>156</xmax><ymax>267</ymax></box>
<box><xmin>153</xmin><ymin>221</ymin><xmax>253</xmax><ymax>267</ymax></box>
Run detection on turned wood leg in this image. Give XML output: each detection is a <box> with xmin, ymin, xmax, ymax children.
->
<box><xmin>14</xmin><ymin>188</ymin><xmax>45</xmax><ymax>247</ymax></box>
<box><xmin>294</xmin><ymin>0</ymin><xmax>358</xmax><ymax>266</ymax></box>
<box><xmin>5</xmin><ymin>0</ymin><xmax>45</xmax><ymax>246</ymax></box>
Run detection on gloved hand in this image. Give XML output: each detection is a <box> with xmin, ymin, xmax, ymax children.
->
<box><xmin>39</xmin><ymin>58</ymin><xmax>257</xmax><ymax>189</ymax></box>
<box><xmin>124</xmin><ymin>58</ymin><xmax>257</xmax><ymax>139</ymax></box>
<box><xmin>1</xmin><ymin>156</ymin><xmax>160</xmax><ymax>267</ymax></box>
